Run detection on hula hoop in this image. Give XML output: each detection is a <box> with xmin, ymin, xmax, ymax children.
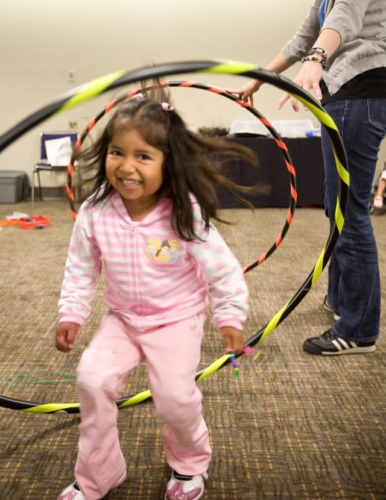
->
<box><xmin>67</xmin><ymin>81</ymin><xmax>298</xmax><ymax>271</ymax></box>
<box><xmin>0</xmin><ymin>61</ymin><xmax>349</xmax><ymax>413</ymax></box>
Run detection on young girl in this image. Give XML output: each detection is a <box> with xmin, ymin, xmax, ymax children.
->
<box><xmin>55</xmin><ymin>90</ymin><xmax>256</xmax><ymax>500</ymax></box>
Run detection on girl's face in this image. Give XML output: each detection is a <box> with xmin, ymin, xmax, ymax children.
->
<box><xmin>106</xmin><ymin>128</ymin><xmax>164</xmax><ymax>219</ymax></box>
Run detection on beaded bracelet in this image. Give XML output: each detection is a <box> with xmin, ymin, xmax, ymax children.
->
<box><xmin>309</xmin><ymin>47</ymin><xmax>328</xmax><ymax>60</ymax></box>
<box><xmin>227</xmin><ymin>347</ymin><xmax>256</xmax><ymax>379</ymax></box>
<box><xmin>228</xmin><ymin>350</ymin><xmax>240</xmax><ymax>377</ymax></box>
<box><xmin>301</xmin><ymin>56</ymin><xmax>326</xmax><ymax>67</ymax></box>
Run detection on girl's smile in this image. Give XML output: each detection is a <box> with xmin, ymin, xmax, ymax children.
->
<box><xmin>120</xmin><ymin>179</ymin><xmax>142</xmax><ymax>190</ymax></box>
<box><xmin>106</xmin><ymin>128</ymin><xmax>164</xmax><ymax>220</ymax></box>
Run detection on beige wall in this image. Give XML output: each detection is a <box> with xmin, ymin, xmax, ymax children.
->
<box><xmin>0</xmin><ymin>0</ymin><xmax>385</xmax><ymax>187</ymax></box>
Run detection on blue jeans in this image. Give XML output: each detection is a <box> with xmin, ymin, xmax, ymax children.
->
<box><xmin>322</xmin><ymin>99</ymin><xmax>386</xmax><ymax>342</ymax></box>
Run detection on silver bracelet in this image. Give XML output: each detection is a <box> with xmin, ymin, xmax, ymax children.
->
<box><xmin>308</xmin><ymin>47</ymin><xmax>328</xmax><ymax>61</ymax></box>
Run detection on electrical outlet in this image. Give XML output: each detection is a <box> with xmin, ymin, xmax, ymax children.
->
<box><xmin>68</xmin><ymin>120</ymin><xmax>78</xmax><ymax>130</ymax></box>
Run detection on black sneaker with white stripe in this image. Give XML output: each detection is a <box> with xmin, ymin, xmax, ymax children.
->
<box><xmin>323</xmin><ymin>295</ymin><xmax>341</xmax><ymax>321</ymax></box>
<box><xmin>303</xmin><ymin>329</ymin><xmax>376</xmax><ymax>355</ymax></box>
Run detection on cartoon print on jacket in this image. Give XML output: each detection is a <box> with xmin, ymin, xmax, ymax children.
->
<box><xmin>145</xmin><ymin>238</ymin><xmax>181</xmax><ymax>264</ymax></box>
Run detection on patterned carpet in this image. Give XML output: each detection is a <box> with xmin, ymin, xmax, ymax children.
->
<box><xmin>0</xmin><ymin>200</ymin><xmax>385</xmax><ymax>499</ymax></box>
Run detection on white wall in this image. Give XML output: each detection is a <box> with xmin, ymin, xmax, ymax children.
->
<box><xmin>0</xmin><ymin>0</ymin><xmax>385</xmax><ymax>187</ymax></box>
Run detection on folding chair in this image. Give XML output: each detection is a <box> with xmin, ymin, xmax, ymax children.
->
<box><xmin>32</xmin><ymin>131</ymin><xmax>78</xmax><ymax>206</ymax></box>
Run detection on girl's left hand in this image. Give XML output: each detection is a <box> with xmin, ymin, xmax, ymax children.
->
<box><xmin>220</xmin><ymin>327</ymin><xmax>244</xmax><ymax>355</ymax></box>
<box><xmin>277</xmin><ymin>60</ymin><xmax>323</xmax><ymax>112</ymax></box>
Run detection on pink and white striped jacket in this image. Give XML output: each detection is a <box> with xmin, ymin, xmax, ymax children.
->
<box><xmin>58</xmin><ymin>192</ymin><xmax>249</xmax><ymax>332</ymax></box>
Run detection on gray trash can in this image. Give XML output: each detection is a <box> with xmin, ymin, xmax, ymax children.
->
<box><xmin>0</xmin><ymin>171</ymin><xmax>27</xmax><ymax>203</ymax></box>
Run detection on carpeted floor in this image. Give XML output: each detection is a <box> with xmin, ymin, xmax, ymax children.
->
<box><xmin>0</xmin><ymin>199</ymin><xmax>385</xmax><ymax>499</ymax></box>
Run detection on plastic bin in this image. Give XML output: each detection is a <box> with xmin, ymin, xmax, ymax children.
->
<box><xmin>0</xmin><ymin>170</ymin><xmax>26</xmax><ymax>203</ymax></box>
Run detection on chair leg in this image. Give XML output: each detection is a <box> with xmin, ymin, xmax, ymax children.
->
<box><xmin>37</xmin><ymin>171</ymin><xmax>43</xmax><ymax>201</ymax></box>
<box><xmin>32</xmin><ymin>168</ymin><xmax>35</xmax><ymax>208</ymax></box>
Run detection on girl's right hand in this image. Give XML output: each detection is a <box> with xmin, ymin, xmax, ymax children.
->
<box><xmin>55</xmin><ymin>322</ymin><xmax>80</xmax><ymax>352</ymax></box>
<box><xmin>225</xmin><ymin>79</ymin><xmax>264</xmax><ymax>107</ymax></box>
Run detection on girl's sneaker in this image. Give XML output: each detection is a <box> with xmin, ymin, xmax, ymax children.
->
<box><xmin>165</xmin><ymin>472</ymin><xmax>208</xmax><ymax>500</ymax></box>
<box><xmin>57</xmin><ymin>469</ymin><xmax>127</xmax><ymax>500</ymax></box>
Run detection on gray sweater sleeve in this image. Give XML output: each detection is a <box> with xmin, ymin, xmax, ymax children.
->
<box><xmin>281</xmin><ymin>0</ymin><xmax>323</xmax><ymax>64</ymax></box>
<box><xmin>323</xmin><ymin>0</ymin><xmax>372</xmax><ymax>44</ymax></box>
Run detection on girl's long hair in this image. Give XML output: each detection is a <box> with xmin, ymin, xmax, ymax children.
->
<box><xmin>72</xmin><ymin>84</ymin><xmax>261</xmax><ymax>242</ymax></box>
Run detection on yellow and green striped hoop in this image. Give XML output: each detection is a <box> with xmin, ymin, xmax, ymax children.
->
<box><xmin>0</xmin><ymin>60</ymin><xmax>349</xmax><ymax>413</ymax></box>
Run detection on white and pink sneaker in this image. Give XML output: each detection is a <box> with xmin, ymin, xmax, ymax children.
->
<box><xmin>165</xmin><ymin>472</ymin><xmax>208</xmax><ymax>500</ymax></box>
<box><xmin>373</xmin><ymin>195</ymin><xmax>384</xmax><ymax>208</ymax></box>
<box><xmin>57</xmin><ymin>469</ymin><xmax>127</xmax><ymax>500</ymax></box>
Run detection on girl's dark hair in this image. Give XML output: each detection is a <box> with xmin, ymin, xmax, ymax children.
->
<box><xmin>72</xmin><ymin>83</ymin><xmax>260</xmax><ymax>242</ymax></box>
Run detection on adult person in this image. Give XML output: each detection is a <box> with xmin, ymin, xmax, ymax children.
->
<box><xmin>229</xmin><ymin>0</ymin><xmax>386</xmax><ymax>355</ymax></box>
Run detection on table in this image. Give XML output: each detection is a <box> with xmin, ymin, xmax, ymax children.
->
<box><xmin>217</xmin><ymin>137</ymin><xmax>325</xmax><ymax>208</ymax></box>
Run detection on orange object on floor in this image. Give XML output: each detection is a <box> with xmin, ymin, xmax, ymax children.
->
<box><xmin>0</xmin><ymin>219</ymin><xmax>19</xmax><ymax>227</ymax></box>
<box><xmin>19</xmin><ymin>215</ymin><xmax>50</xmax><ymax>228</ymax></box>
<box><xmin>0</xmin><ymin>215</ymin><xmax>50</xmax><ymax>228</ymax></box>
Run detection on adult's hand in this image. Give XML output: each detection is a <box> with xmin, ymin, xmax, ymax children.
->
<box><xmin>277</xmin><ymin>28</ymin><xmax>341</xmax><ymax>112</ymax></box>
<box><xmin>277</xmin><ymin>60</ymin><xmax>323</xmax><ymax>112</ymax></box>
<box><xmin>225</xmin><ymin>79</ymin><xmax>264</xmax><ymax>107</ymax></box>
<box><xmin>226</xmin><ymin>52</ymin><xmax>293</xmax><ymax>106</ymax></box>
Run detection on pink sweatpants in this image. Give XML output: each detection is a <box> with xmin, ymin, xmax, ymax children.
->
<box><xmin>74</xmin><ymin>312</ymin><xmax>212</xmax><ymax>500</ymax></box>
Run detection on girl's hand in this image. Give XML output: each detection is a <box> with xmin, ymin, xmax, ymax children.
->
<box><xmin>55</xmin><ymin>322</ymin><xmax>80</xmax><ymax>352</ymax></box>
<box><xmin>220</xmin><ymin>327</ymin><xmax>244</xmax><ymax>355</ymax></box>
<box><xmin>225</xmin><ymin>79</ymin><xmax>264</xmax><ymax>107</ymax></box>
<box><xmin>277</xmin><ymin>60</ymin><xmax>323</xmax><ymax>112</ymax></box>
